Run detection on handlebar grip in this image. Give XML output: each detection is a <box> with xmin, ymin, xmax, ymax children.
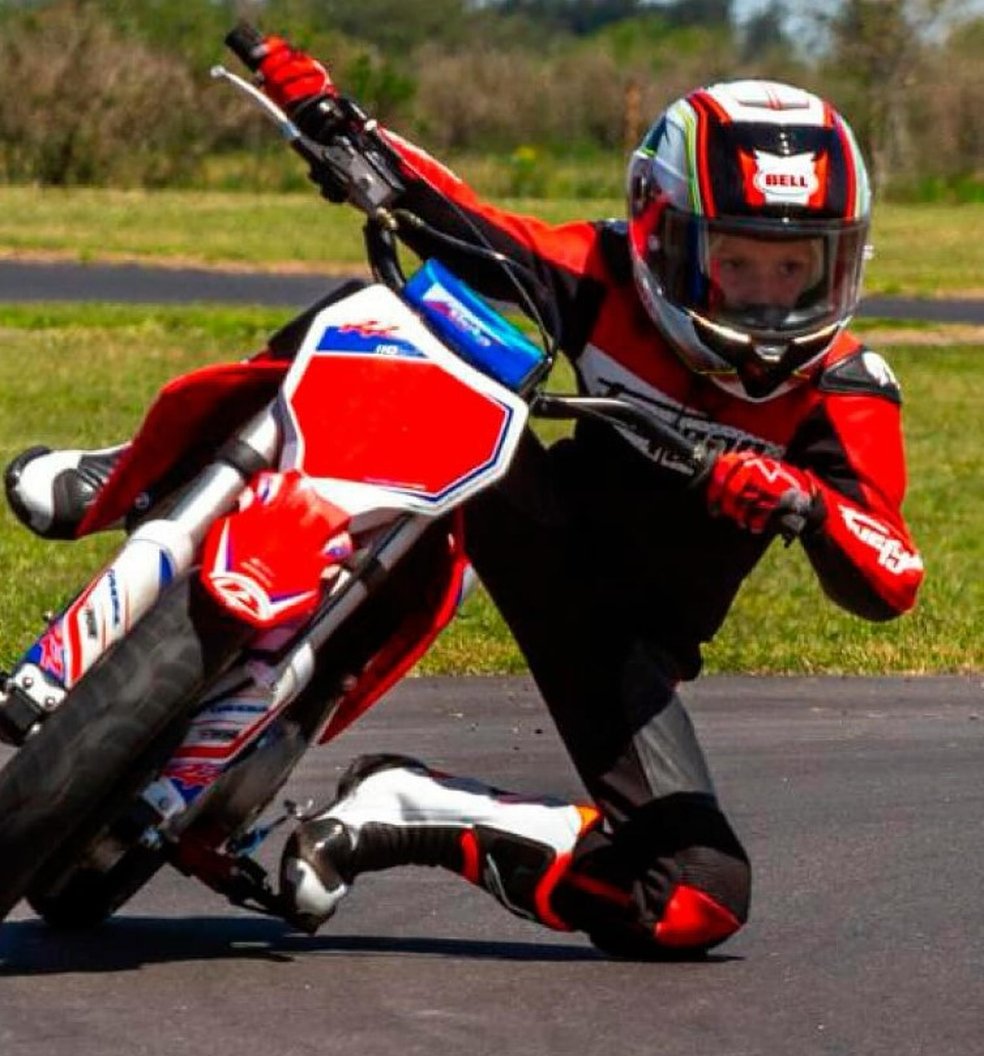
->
<box><xmin>225</xmin><ymin>22</ymin><xmax>267</xmax><ymax>72</ymax></box>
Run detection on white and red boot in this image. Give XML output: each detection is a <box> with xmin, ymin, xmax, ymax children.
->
<box><xmin>279</xmin><ymin>753</ymin><xmax>601</xmax><ymax>934</ymax></box>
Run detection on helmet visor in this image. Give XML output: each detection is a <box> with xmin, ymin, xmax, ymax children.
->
<box><xmin>647</xmin><ymin>211</ymin><xmax>869</xmax><ymax>341</ymax></box>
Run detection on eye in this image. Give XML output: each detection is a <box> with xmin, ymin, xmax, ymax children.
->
<box><xmin>777</xmin><ymin>259</ymin><xmax>809</xmax><ymax>278</ymax></box>
<box><xmin>716</xmin><ymin>256</ymin><xmax>745</xmax><ymax>274</ymax></box>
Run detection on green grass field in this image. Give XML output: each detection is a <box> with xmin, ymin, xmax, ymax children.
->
<box><xmin>0</xmin><ymin>188</ymin><xmax>981</xmax><ymax>674</ymax></box>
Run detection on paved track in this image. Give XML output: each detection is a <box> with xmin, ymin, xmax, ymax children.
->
<box><xmin>1</xmin><ymin>675</ymin><xmax>982</xmax><ymax>1056</ymax></box>
<box><xmin>2</xmin><ymin>259</ymin><xmax>984</xmax><ymax>322</ymax></box>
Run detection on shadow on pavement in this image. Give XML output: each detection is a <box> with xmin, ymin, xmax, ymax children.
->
<box><xmin>0</xmin><ymin>914</ymin><xmax>613</xmax><ymax>974</ymax></box>
<box><xmin>0</xmin><ymin>915</ymin><xmax>743</xmax><ymax>974</ymax></box>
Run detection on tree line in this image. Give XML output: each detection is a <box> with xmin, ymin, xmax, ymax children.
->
<box><xmin>0</xmin><ymin>0</ymin><xmax>980</xmax><ymax>199</ymax></box>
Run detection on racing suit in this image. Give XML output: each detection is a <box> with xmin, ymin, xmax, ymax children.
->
<box><xmin>355</xmin><ymin>133</ymin><xmax>924</xmax><ymax>955</ymax></box>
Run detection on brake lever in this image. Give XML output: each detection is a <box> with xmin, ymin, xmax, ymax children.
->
<box><xmin>210</xmin><ymin>65</ymin><xmax>402</xmax><ymax>220</ymax></box>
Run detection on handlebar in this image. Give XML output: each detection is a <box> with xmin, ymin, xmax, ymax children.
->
<box><xmin>531</xmin><ymin>393</ymin><xmax>716</xmax><ymax>480</ymax></box>
<box><xmin>222</xmin><ymin>22</ymin><xmax>405</xmax><ymax>223</ymax></box>
<box><xmin>532</xmin><ymin>394</ymin><xmax>811</xmax><ymax>543</ymax></box>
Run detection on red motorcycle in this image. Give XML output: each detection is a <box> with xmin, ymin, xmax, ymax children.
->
<box><xmin>0</xmin><ymin>26</ymin><xmax>718</xmax><ymax>929</ymax></box>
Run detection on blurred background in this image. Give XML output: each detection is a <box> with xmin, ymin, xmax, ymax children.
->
<box><xmin>0</xmin><ymin>0</ymin><xmax>980</xmax><ymax>200</ymax></box>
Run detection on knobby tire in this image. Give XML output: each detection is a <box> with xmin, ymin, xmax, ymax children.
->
<box><xmin>0</xmin><ymin>576</ymin><xmax>250</xmax><ymax>923</ymax></box>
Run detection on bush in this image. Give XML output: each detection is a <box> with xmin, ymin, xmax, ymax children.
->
<box><xmin>0</xmin><ymin>3</ymin><xmax>210</xmax><ymax>186</ymax></box>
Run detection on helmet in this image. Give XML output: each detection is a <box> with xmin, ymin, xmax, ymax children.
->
<box><xmin>627</xmin><ymin>80</ymin><xmax>871</xmax><ymax>400</ymax></box>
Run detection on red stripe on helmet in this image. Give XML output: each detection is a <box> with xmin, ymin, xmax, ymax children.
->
<box><xmin>833</xmin><ymin>115</ymin><xmax>858</xmax><ymax>218</ymax></box>
<box><xmin>689</xmin><ymin>91</ymin><xmax>724</xmax><ymax>219</ymax></box>
<box><xmin>808</xmin><ymin>150</ymin><xmax>830</xmax><ymax>210</ymax></box>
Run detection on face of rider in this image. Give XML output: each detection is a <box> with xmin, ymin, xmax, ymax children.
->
<box><xmin>706</xmin><ymin>234</ymin><xmax>822</xmax><ymax>311</ymax></box>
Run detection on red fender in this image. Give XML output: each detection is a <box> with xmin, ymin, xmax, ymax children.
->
<box><xmin>200</xmin><ymin>469</ymin><xmax>353</xmax><ymax>629</ymax></box>
<box><xmin>78</xmin><ymin>358</ymin><xmax>287</xmax><ymax>537</ymax></box>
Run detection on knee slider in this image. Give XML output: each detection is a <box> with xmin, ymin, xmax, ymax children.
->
<box><xmin>651</xmin><ymin>841</ymin><xmax>750</xmax><ymax>950</ymax></box>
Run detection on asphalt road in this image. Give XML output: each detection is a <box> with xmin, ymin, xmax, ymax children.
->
<box><xmin>0</xmin><ymin>263</ymin><xmax>981</xmax><ymax>1053</ymax></box>
<box><xmin>1</xmin><ymin>258</ymin><xmax>984</xmax><ymax>322</ymax></box>
<box><xmin>1</xmin><ymin>675</ymin><xmax>982</xmax><ymax>1056</ymax></box>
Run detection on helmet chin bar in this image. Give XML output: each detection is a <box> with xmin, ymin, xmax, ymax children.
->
<box><xmin>690</xmin><ymin>312</ymin><xmax>839</xmax><ymax>399</ymax></box>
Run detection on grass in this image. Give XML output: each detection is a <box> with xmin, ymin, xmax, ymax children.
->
<box><xmin>1</xmin><ymin>186</ymin><xmax>983</xmax><ymax>296</ymax></box>
<box><xmin>0</xmin><ymin>302</ymin><xmax>980</xmax><ymax>675</ymax></box>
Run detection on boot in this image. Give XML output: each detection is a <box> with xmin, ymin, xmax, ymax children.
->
<box><xmin>279</xmin><ymin>753</ymin><xmax>601</xmax><ymax>934</ymax></box>
<box><xmin>4</xmin><ymin>443</ymin><xmax>128</xmax><ymax>539</ymax></box>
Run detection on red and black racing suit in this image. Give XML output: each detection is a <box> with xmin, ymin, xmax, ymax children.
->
<box><xmin>366</xmin><ymin>135</ymin><xmax>924</xmax><ymax>955</ymax></box>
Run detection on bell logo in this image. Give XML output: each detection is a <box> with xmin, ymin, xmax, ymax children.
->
<box><xmin>747</xmin><ymin>150</ymin><xmax>820</xmax><ymax>206</ymax></box>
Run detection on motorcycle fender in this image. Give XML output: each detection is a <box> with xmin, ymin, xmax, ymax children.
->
<box><xmin>78</xmin><ymin>359</ymin><xmax>288</xmax><ymax>537</ymax></box>
<box><xmin>200</xmin><ymin>469</ymin><xmax>353</xmax><ymax>629</ymax></box>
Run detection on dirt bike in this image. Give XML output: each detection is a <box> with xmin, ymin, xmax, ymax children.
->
<box><xmin>0</xmin><ymin>25</ymin><xmax>725</xmax><ymax>930</ymax></box>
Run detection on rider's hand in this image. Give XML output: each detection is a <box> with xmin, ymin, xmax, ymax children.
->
<box><xmin>258</xmin><ymin>35</ymin><xmax>336</xmax><ymax>110</ymax></box>
<box><xmin>706</xmin><ymin>451</ymin><xmax>822</xmax><ymax>536</ymax></box>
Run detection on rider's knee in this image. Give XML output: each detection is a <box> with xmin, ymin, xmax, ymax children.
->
<box><xmin>579</xmin><ymin>845</ymin><xmax>751</xmax><ymax>959</ymax></box>
<box><xmin>555</xmin><ymin>795</ymin><xmax>751</xmax><ymax>958</ymax></box>
<box><xmin>655</xmin><ymin>845</ymin><xmax>751</xmax><ymax>949</ymax></box>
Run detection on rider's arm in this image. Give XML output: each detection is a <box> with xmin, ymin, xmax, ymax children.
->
<box><xmin>380</xmin><ymin>131</ymin><xmax>608</xmax><ymax>343</ymax></box>
<box><xmin>787</xmin><ymin>348</ymin><xmax>923</xmax><ymax>621</ymax></box>
<box><xmin>249</xmin><ymin>33</ymin><xmax>609</xmax><ymax>351</ymax></box>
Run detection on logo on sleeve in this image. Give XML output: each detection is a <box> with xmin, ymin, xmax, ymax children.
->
<box><xmin>839</xmin><ymin>507</ymin><xmax>923</xmax><ymax>574</ymax></box>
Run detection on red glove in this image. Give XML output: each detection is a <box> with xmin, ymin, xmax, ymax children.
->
<box><xmin>706</xmin><ymin>451</ymin><xmax>821</xmax><ymax>536</ymax></box>
<box><xmin>258</xmin><ymin>36</ymin><xmax>336</xmax><ymax>110</ymax></box>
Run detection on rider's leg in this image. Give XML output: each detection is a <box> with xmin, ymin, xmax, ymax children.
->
<box><xmin>460</xmin><ymin>432</ymin><xmax>751</xmax><ymax>957</ymax></box>
<box><xmin>280</xmin><ymin>432</ymin><xmax>750</xmax><ymax>956</ymax></box>
<box><xmin>4</xmin><ymin>443</ymin><xmax>129</xmax><ymax>539</ymax></box>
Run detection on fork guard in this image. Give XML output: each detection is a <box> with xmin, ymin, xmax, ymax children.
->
<box><xmin>201</xmin><ymin>469</ymin><xmax>353</xmax><ymax>629</ymax></box>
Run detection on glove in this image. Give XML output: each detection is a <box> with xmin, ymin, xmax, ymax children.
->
<box><xmin>705</xmin><ymin>451</ymin><xmax>823</xmax><ymax>538</ymax></box>
<box><xmin>257</xmin><ymin>36</ymin><xmax>336</xmax><ymax>111</ymax></box>
<box><xmin>256</xmin><ymin>35</ymin><xmax>350</xmax><ymax>201</ymax></box>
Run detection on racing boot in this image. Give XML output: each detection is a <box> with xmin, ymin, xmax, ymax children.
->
<box><xmin>4</xmin><ymin>443</ymin><xmax>129</xmax><ymax>539</ymax></box>
<box><xmin>279</xmin><ymin>753</ymin><xmax>602</xmax><ymax>934</ymax></box>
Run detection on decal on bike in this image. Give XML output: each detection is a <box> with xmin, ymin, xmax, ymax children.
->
<box><xmin>19</xmin><ymin>542</ymin><xmax>179</xmax><ymax>690</ymax></box>
<box><xmin>161</xmin><ymin>688</ymin><xmax>296</xmax><ymax>807</ymax></box>
<box><xmin>286</xmin><ymin>352</ymin><xmax>515</xmax><ymax>501</ymax></box>
<box><xmin>418</xmin><ymin>285</ymin><xmax>493</xmax><ymax>348</ymax></box>
<box><xmin>28</xmin><ymin>621</ymin><xmax>66</xmax><ymax>683</ymax></box>
<box><xmin>317</xmin><ymin>322</ymin><xmax>424</xmax><ymax>358</ymax></box>
<box><xmin>161</xmin><ymin>760</ymin><xmax>226</xmax><ymax>802</ymax></box>
<box><xmin>276</xmin><ymin>286</ymin><xmax>531</xmax><ymax>515</ymax></box>
<box><xmin>202</xmin><ymin>469</ymin><xmax>355</xmax><ymax>629</ymax></box>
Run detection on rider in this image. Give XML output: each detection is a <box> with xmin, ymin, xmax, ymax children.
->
<box><xmin>4</xmin><ymin>35</ymin><xmax>923</xmax><ymax>958</ymax></box>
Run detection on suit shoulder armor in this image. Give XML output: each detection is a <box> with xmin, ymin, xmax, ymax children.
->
<box><xmin>817</xmin><ymin>347</ymin><xmax>902</xmax><ymax>404</ymax></box>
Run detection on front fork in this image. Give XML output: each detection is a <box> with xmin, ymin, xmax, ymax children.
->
<box><xmin>0</xmin><ymin>409</ymin><xmax>280</xmax><ymax>746</ymax></box>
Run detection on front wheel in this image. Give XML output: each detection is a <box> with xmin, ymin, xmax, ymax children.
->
<box><xmin>27</xmin><ymin>844</ymin><xmax>167</xmax><ymax>930</ymax></box>
<box><xmin>0</xmin><ymin>576</ymin><xmax>251</xmax><ymax>923</ymax></box>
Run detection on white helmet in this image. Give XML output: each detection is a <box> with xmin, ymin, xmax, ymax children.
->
<box><xmin>627</xmin><ymin>80</ymin><xmax>871</xmax><ymax>400</ymax></box>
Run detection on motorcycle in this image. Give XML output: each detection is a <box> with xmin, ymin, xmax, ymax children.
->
<box><xmin>0</xmin><ymin>25</ymin><xmax>724</xmax><ymax>930</ymax></box>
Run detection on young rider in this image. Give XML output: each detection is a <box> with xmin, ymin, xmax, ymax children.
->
<box><xmin>5</xmin><ymin>35</ymin><xmax>923</xmax><ymax>958</ymax></box>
